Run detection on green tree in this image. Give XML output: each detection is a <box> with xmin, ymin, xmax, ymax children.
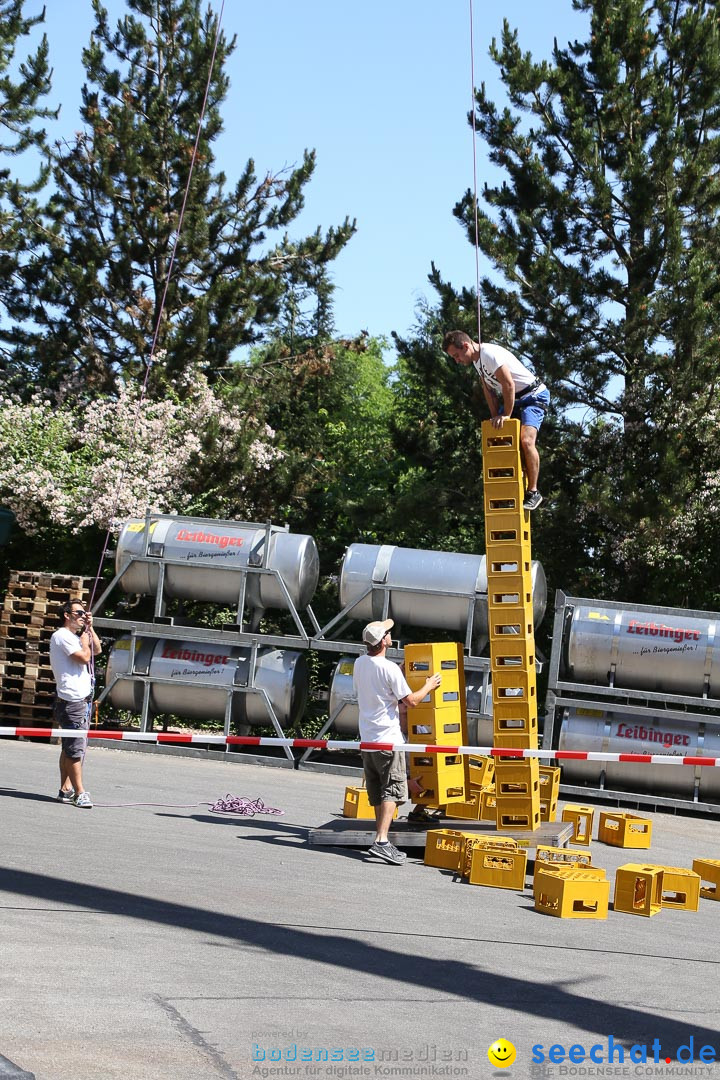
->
<box><xmin>0</xmin><ymin>0</ymin><xmax>56</xmax><ymax>368</ymax></box>
<box><xmin>447</xmin><ymin>0</ymin><xmax>720</xmax><ymax>604</ymax></box>
<box><xmin>239</xmin><ymin>335</ymin><xmax>396</xmax><ymax>571</ymax></box>
<box><xmin>17</xmin><ymin>0</ymin><xmax>354</xmax><ymax>395</ymax></box>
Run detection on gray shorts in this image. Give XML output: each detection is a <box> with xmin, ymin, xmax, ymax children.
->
<box><xmin>361</xmin><ymin>750</ymin><xmax>408</xmax><ymax>807</ymax></box>
<box><xmin>54</xmin><ymin>697</ymin><xmax>91</xmax><ymax>760</ymax></box>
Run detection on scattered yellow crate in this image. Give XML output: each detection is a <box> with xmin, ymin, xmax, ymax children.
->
<box><xmin>424</xmin><ymin>829</ymin><xmax>477</xmax><ymax>871</ymax></box>
<box><xmin>467</xmin><ymin>846</ymin><xmax>527</xmax><ymax>890</ymax></box>
<box><xmin>692</xmin><ymin>858</ymin><xmax>720</xmax><ymax>900</ymax></box>
<box><xmin>614</xmin><ymin>864</ymin><xmax>663</xmax><ymax>917</ymax></box>
<box><xmin>463</xmin><ymin>836</ymin><xmax>518</xmax><ymax>878</ymax></box>
<box><xmin>533</xmin><ymin>845</ymin><xmax>595</xmax><ymax>898</ymax></box>
<box><xmin>342</xmin><ymin>786</ymin><xmax>397</xmax><ymax>820</ymax></box>
<box><xmin>561</xmin><ymin>804</ymin><xmax>595</xmax><ymax>846</ymax></box>
<box><xmin>659</xmin><ymin>867</ymin><xmax>700</xmax><ymax>911</ymax></box>
<box><xmin>535</xmin><ymin>867</ymin><xmax>609</xmax><ymax>919</ymax></box>
<box><xmin>598</xmin><ymin>811</ymin><xmax>652</xmax><ymax>849</ymax></box>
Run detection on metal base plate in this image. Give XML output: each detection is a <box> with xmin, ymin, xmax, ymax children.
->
<box><xmin>308</xmin><ymin>816</ymin><xmax>573</xmax><ymax>850</ymax></box>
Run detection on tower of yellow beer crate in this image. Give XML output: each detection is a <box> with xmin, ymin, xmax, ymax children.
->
<box><xmin>403</xmin><ymin>641</ymin><xmax>468</xmax><ymax>807</ymax></box>
<box><xmin>482</xmin><ymin>419</ymin><xmax>541</xmax><ymax>831</ymax></box>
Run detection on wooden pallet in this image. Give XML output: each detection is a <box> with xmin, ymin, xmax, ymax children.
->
<box><xmin>0</xmin><ymin>699</ymin><xmax>54</xmax><ymax>722</ymax></box>
<box><xmin>8</xmin><ymin>570</ymin><xmax>90</xmax><ymax>592</ymax></box>
<box><xmin>0</xmin><ymin>570</ymin><xmax>92</xmax><ymax>713</ymax></box>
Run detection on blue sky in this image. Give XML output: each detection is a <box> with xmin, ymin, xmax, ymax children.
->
<box><xmin>36</xmin><ymin>1</ymin><xmax>587</xmax><ymax>351</ymax></box>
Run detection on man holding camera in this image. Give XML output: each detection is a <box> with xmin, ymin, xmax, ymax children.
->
<box><xmin>49</xmin><ymin>599</ymin><xmax>102</xmax><ymax>808</ymax></box>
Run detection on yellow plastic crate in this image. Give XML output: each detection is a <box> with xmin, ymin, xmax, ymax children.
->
<box><xmin>468</xmin><ymin>755</ymin><xmax>494</xmax><ymax>789</ymax></box>
<box><xmin>598</xmin><ymin>811</ymin><xmax>652</xmax><ymax>849</ymax></box>
<box><xmin>614</xmin><ymin>864</ymin><xmax>663</xmax><ymax>917</ymax></box>
<box><xmin>444</xmin><ymin>793</ymin><xmax>482</xmax><ymax>820</ymax></box>
<box><xmin>342</xmin><ymin>786</ymin><xmax>397</xmax><ymax>820</ymax></box>
<box><xmin>533</xmin><ymin>845</ymin><xmax>595</xmax><ymax>898</ymax></box>
<box><xmin>692</xmin><ymin>858</ymin><xmax>720</xmax><ymax>900</ymax></box>
<box><xmin>410</xmin><ymin>756</ymin><xmax>467</xmax><ymax>805</ymax></box>
<box><xmin>535</xmin><ymin>867</ymin><xmax>609</xmax><ymax>919</ymax></box>
<box><xmin>659</xmin><ymin>866</ymin><xmax>700</xmax><ymax>911</ymax></box>
<box><xmin>423</xmin><ymin>829</ymin><xmax>476</xmax><ymax>871</ymax></box>
<box><xmin>407</xmin><ymin>711</ymin><xmax>463</xmax><ymax>744</ymax></box>
<box><xmin>480</xmin><ymin>787</ymin><xmax>497</xmax><ymax>821</ymax></box>
<box><xmin>495</xmin><ymin>758</ymin><xmax>540</xmax><ymax>797</ymax></box>
<box><xmin>561</xmin><ymin>804</ymin><xmax>595</xmax><ymax>846</ymax></box>
<box><xmin>495</xmin><ymin>794</ymin><xmax>541</xmax><ymax>831</ymax></box>
<box><xmin>467</xmin><ymin>846</ymin><xmax>527</xmax><ymax>890</ymax></box>
<box><xmin>403</xmin><ymin>642</ymin><xmax>462</xmax><ymax>710</ymax></box>
<box><xmin>463</xmin><ymin>836</ymin><xmax>519</xmax><ymax>878</ymax></box>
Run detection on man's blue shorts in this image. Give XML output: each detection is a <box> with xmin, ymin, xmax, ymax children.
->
<box><xmin>510</xmin><ymin>385</ymin><xmax>550</xmax><ymax>430</ymax></box>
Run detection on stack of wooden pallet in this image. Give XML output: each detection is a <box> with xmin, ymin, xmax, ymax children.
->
<box><xmin>0</xmin><ymin>571</ymin><xmax>91</xmax><ymax>726</ymax></box>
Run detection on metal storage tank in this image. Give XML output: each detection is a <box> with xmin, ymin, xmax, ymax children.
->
<box><xmin>115</xmin><ymin>516</ymin><xmax>319</xmax><ymax>612</ymax></box>
<box><xmin>564</xmin><ymin>604</ymin><xmax>720</xmax><ymax>697</ymax></box>
<box><xmin>105</xmin><ymin>636</ymin><xmax>308</xmax><ymax>729</ymax></box>
<box><xmin>339</xmin><ymin>544</ymin><xmax>546</xmax><ymax>643</ymax></box>
<box><xmin>327</xmin><ymin>656</ymin><xmax>493</xmax><ymax>745</ymax></box>
<box><xmin>557</xmin><ymin>706</ymin><xmax>720</xmax><ymax>802</ymax></box>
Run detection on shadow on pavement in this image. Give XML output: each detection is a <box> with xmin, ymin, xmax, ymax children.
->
<box><xmin>1</xmin><ymin>865</ymin><xmax>718</xmax><ymax>1058</ymax></box>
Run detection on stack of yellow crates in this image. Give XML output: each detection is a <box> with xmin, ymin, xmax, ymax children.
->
<box><xmin>482</xmin><ymin>419</ymin><xmax>541</xmax><ymax>831</ymax></box>
<box><xmin>404</xmin><ymin>642</ymin><xmax>468</xmax><ymax>807</ymax></box>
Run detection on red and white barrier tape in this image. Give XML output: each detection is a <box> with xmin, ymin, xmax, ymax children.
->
<box><xmin>1</xmin><ymin>728</ymin><xmax>718</xmax><ymax>766</ymax></box>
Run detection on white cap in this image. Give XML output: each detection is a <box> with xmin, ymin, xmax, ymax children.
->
<box><xmin>362</xmin><ymin>619</ymin><xmax>394</xmax><ymax>646</ymax></box>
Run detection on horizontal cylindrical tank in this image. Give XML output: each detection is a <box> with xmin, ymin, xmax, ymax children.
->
<box><xmin>105</xmin><ymin>636</ymin><xmax>308</xmax><ymax>729</ymax></box>
<box><xmin>115</xmin><ymin>517</ymin><xmax>319</xmax><ymax>611</ymax></box>
<box><xmin>327</xmin><ymin>656</ymin><xmax>493</xmax><ymax>745</ymax></box>
<box><xmin>558</xmin><ymin>706</ymin><xmax>720</xmax><ymax>802</ymax></box>
<box><xmin>564</xmin><ymin>604</ymin><xmax>720</xmax><ymax>697</ymax></box>
<box><xmin>339</xmin><ymin>544</ymin><xmax>546</xmax><ymax>641</ymax></box>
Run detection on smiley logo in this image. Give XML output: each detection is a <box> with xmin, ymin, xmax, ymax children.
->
<box><xmin>488</xmin><ymin>1039</ymin><xmax>516</xmax><ymax>1068</ymax></box>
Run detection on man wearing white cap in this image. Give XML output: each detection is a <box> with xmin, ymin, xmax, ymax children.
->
<box><xmin>353</xmin><ymin>619</ymin><xmax>442</xmax><ymax>865</ymax></box>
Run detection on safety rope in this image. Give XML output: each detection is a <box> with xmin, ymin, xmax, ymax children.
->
<box><xmin>81</xmin><ymin>2</ymin><xmax>226</xmax><ymax>698</ymax></box>
<box><xmin>87</xmin><ymin>0</ymin><xmax>226</xmax><ymax>615</ymax></box>
<box><xmin>468</xmin><ymin>0</ymin><xmax>483</xmax><ymax>346</ymax></box>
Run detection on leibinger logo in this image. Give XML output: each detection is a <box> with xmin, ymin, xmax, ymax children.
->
<box><xmin>530</xmin><ymin>1035</ymin><xmax>717</xmax><ymax>1074</ymax></box>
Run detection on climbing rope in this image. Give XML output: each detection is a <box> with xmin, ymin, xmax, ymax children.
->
<box><xmin>87</xmin><ymin>0</ymin><xmax>227</xmax><ymax>617</ymax></box>
<box><xmin>468</xmin><ymin>0</ymin><xmax>483</xmax><ymax>346</ymax></box>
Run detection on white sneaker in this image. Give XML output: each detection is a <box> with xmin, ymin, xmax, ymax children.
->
<box><xmin>72</xmin><ymin>792</ymin><xmax>93</xmax><ymax>809</ymax></box>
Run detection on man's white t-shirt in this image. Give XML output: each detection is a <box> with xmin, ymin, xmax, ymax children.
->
<box><xmin>50</xmin><ymin>628</ymin><xmax>92</xmax><ymax>701</ymax></box>
<box><xmin>473</xmin><ymin>342</ymin><xmax>536</xmax><ymax>396</ymax></box>
<box><xmin>353</xmin><ymin>653</ymin><xmax>411</xmax><ymax>744</ymax></box>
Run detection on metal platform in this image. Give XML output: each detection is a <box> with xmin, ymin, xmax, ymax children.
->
<box><xmin>308</xmin><ymin>816</ymin><xmax>573</xmax><ymax>850</ymax></box>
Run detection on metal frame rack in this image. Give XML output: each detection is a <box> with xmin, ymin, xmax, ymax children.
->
<box><xmin>544</xmin><ymin>590</ymin><xmax>720</xmax><ymax>812</ymax></box>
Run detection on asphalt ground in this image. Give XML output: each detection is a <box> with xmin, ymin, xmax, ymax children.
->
<box><xmin>1</xmin><ymin>740</ymin><xmax>719</xmax><ymax>1080</ymax></box>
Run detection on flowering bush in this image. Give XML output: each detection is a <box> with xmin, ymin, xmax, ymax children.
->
<box><xmin>0</xmin><ymin>375</ymin><xmax>282</xmax><ymax>537</ymax></box>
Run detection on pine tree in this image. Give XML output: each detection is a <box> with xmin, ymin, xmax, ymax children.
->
<box><xmin>19</xmin><ymin>0</ymin><xmax>354</xmax><ymax>394</ymax></box>
<box><xmin>447</xmin><ymin>0</ymin><xmax>720</xmax><ymax>603</ymax></box>
<box><xmin>0</xmin><ymin>0</ymin><xmax>55</xmax><ymax>364</ymax></box>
